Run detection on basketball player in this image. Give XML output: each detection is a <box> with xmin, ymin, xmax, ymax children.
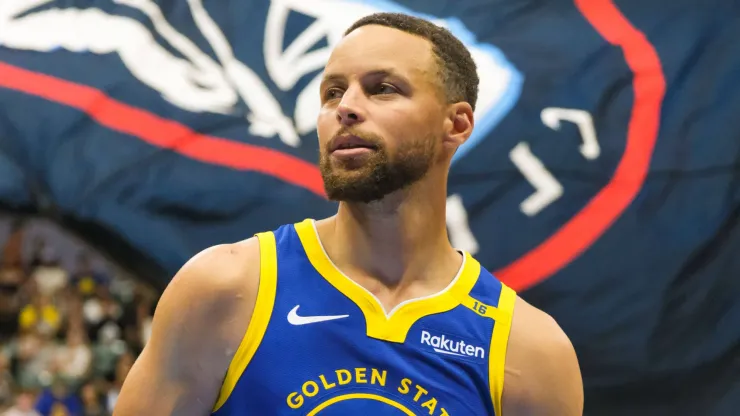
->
<box><xmin>114</xmin><ymin>12</ymin><xmax>583</xmax><ymax>415</ymax></box>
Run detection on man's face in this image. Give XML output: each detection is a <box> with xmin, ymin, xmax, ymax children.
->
<box><xmin>317</xmin><ymin>25</ymin><xmax>446</xmax><ymax>203</ymax></box>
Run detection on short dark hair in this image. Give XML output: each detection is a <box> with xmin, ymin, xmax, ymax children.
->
<box><xmin>345</xmin><ymin>13</ymin><xmax>479</xmax><ymax>111</ymax></box>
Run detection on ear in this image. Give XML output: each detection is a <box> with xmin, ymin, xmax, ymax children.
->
<box><xmin>443</xmin><ymin>102</ymin><xmax>474</xmax><ymax>149</ymax></box>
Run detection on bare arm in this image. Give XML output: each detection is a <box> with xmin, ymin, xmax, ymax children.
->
<box><xmin>502</xmin><ymin>297</ymin><xmax>584</xmax><ymax>416</ymax></box>
<box><xmin>113</xmin><ymin>238</ymin><xmax>260</xmax><ymax>416</ymax></box>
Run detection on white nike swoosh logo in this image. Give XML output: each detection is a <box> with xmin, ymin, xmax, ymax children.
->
<box><xmin>287</xmin><ymin>305</ymin><xmax>349</xmax><ymax>325</ymax></box>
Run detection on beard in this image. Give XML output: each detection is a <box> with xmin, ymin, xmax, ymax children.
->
<box><xmin>319</xmin><ymin>131</ymin><xmax>436</xmax><ymax>203</ymax></box>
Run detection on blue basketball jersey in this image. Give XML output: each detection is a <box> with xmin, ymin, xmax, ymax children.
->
<box><xmin>211</xmin><ymin>219</ymin><xmax>517</xmax><ymax>415</ymax></box>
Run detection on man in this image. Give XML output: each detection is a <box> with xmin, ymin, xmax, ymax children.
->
<box><xmin>114</xmin><ymin>12</ymin><xmax>583</xmax><ymax>415</ymax></box>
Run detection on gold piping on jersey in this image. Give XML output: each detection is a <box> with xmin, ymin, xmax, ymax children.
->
<box><xmin>212</xmin><ymin>232</ymin><xmax>278</xmax><ymax>412</ymax></box>
<box><xmin>295</xmin><ymin>219</ymin><xmax>480</xmax><ymax>344</ymax></box>
<box><xmin>488</xmin><ymin>284</ymin><xmax>517</xmax><ymax>416</ymax></box>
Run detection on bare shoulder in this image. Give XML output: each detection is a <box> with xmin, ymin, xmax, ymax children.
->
<box><xmin>158</xmin><ymin>237</ymin><xmax>262</xmax><ymax>322</ymax></box>
<box><xmin>502</xmin><ymin>296</ymin><xmax>584</xmax><ymax>415</ymax></box>
<box><xmin>173</xmin><ymin>237</ymin><xmax>262</xmax><ymax>301</ymax></box>
<box><xmin>114</xmin><ymin>237</ymin><xmax>262</xmax><ymax>415</ymax></box>
<box><xmin>150</xmin><ymin>236</ymin><xmax>263</xmax><ymax>352</ymax></box>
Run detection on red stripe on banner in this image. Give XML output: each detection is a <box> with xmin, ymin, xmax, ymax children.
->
<box><xmin>495</xmin><ymin>0</ymin><xmax>666</xmax><ymax>291</ymax></box>
<box><xmin>0</xmin><ymin>61</ymin><xmax>327</xmax><ymax>197</ymax></box>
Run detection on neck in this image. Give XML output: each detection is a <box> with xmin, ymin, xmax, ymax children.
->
<box><xmin>318</xmin><ymin>168</ymin><xmax>461</xmax><ymax>293</ymax></box>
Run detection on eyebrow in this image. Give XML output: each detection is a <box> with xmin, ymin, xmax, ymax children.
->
<box><xmin>320</xmin><ymin>73</ymin><xmax>345</xmax><ymax>90</ymax></box>
<box><xmin>320</xmin><ymin>69</ymin><xmax>406</xmax><ymax>89</ymax></box>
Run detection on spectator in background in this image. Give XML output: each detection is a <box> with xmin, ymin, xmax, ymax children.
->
<box><xmin>25</xmin><ymin>235</ymin><xmax>66</xmax><ymax>299</ymax></box>
<box><xmin>0</xmin><ymin>217</ymin><xmax>160</xmax><ymax>413</ymax></box>
<box><xmin>69</xmin><ymin>255</ymin><xmax>107</xmax><ymax>300</ymax></box>
<box><xmin>17</xmin><ymin>295</ymin><xmax>60</xmax><ymax>339</ymax></box>
<box><xmin>0</xmin><ymin>353</ymin><xmax>13</xmax><ymax>410</ymax></box>
<box><xmin>83</xmin><ymin>288</ymin><xmax>122</xmax><ymax>351</ymax></box>
<box><xmin>2</xmin><ymin>221</ymin><xmax>24</xmax><ymax>270</ymax></box>
<box><xmin>135</xmin><ymin>299</ymin><xmax>152</xmax><ymax>351</ymax></box>
<box><xmin>11</xmin><ymin>328</ymin><xmax>56</xmax><ymax>391</ymax></box>
<box><xmin>30</xmin><ymin>260</ymin><xmax>66</xmax><ymax>300</ymax></box>
<box><xmin>2</xmin><ymin>391</ymin><xmax>41</xmax><ymax>416</ymax></box>
<box><xmin>118</xmin><ymin>285</ymin><xmax>155</xmax><ymax>355</ymax></box>
<box><xmin>54</xmin><ymin>326</ymin><xmax>91</xmax><ymax>391</ymax></box>
<box><xmin>104</xmin><ymin>352</ymin><xmax>133</xmax><ymax>414</ymax></box>
<box><xmin>90</xmin><ymin>323</ymin><xmax>125</xmax><ymax>386</ymax></box>
<box><xmin>0</xmin><ymin>262</ymin><xmax>25</xmax><ymax>341</ymax></box>
<box><xmin>0</xmin><ymin>221</ymin><xmax>27</xmax><ymax>342</ymax></box>
<box><xmin>78</xmin><ymin>384</ymin><xmax>104</xmax><ymax>416</ymax></box>
<box><xmin>34</xmin><ymin>379</ymin><xmax>81</xmax><ymax>416</ymax></box>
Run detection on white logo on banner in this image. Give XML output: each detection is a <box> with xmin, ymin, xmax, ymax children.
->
<box><xmin>0</xmin><ymin>0</ymin><xmax>527</xmax><ymax>254</ymax></box>
<box><xmin>0</xmin><ymin>0</ymin><xmax>522</xmax><ymax>152</ymax></box>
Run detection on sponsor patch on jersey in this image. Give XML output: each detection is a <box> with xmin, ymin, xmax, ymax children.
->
<box><xmin>418</xmin><ymin>329</ymin><xmax>486</xmax><ymax>361</ymax></box>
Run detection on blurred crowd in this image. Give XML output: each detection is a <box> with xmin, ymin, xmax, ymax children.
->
<box><xmin>0</xmin><ymin>220</ymin><xmax>159</xmax><ymax>416</ymax></box>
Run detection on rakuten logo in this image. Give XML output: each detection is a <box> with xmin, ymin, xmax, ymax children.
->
<box><xmin>420</xmin><ymin>330</ymin><xmax>485</xmax><ymax>359</ymax></box>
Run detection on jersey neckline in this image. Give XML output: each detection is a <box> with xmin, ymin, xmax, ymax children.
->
<box><xmin>294</xmin><ymin>218</ymin><xmax>480</xmax><ymax>343</ymax></box>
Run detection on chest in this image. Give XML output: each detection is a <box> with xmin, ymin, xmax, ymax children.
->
<box><xmin>237</xmin><ymin>304</ymin><xmax>494</xmax><ymax>415</ymax></box>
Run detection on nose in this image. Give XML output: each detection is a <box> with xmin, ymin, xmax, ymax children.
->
<box><xmin>336</xmin><ymin>87</ymin><xmax>366</xmax><ymax>126</ymax></box>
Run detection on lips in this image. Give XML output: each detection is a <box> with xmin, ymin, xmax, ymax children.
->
<box><xmin>329</xmin><ymin>135</ymin><xmax>378</xmax><ymax>153</ymax></box>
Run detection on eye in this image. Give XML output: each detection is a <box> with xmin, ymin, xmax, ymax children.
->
<box><xmin>323</xmin><ymin>87</ymin><xmax>344</xmax><ymax>101</ymax></box>
<box><xmin>373</xmin><ymin>83</ymin><xmax>398</xmax><ymax>95</ymax></box>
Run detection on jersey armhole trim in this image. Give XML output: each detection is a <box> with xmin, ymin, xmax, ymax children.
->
<box><xmin>212</xmin><ymin>232</ymin><xmax>278</xmax><ymax>412</ymax></box>
<box><xmin>489</xmin><ymin>284</ymin><xmax>516</xmax><ymax>416</ymax></box>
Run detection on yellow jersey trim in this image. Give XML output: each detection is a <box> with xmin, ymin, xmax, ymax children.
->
<box><xmin>294</xmin><ymin>219</ymin><xmax>480</xmax><ymax>343</ymax></box>
<box><xmin>212</xmin><ymin>232</ymin><xmax>278</xmax><ymax>412</ymax></box>
<box><xmin>488</xmin><ymin>284</ymin><xmax>517</xmax><ymax>416</ymax></box>
<box><xmin>307</xmin><ymin>393</ymin><xmax>415</xmax><ymax>415</ymax></box>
